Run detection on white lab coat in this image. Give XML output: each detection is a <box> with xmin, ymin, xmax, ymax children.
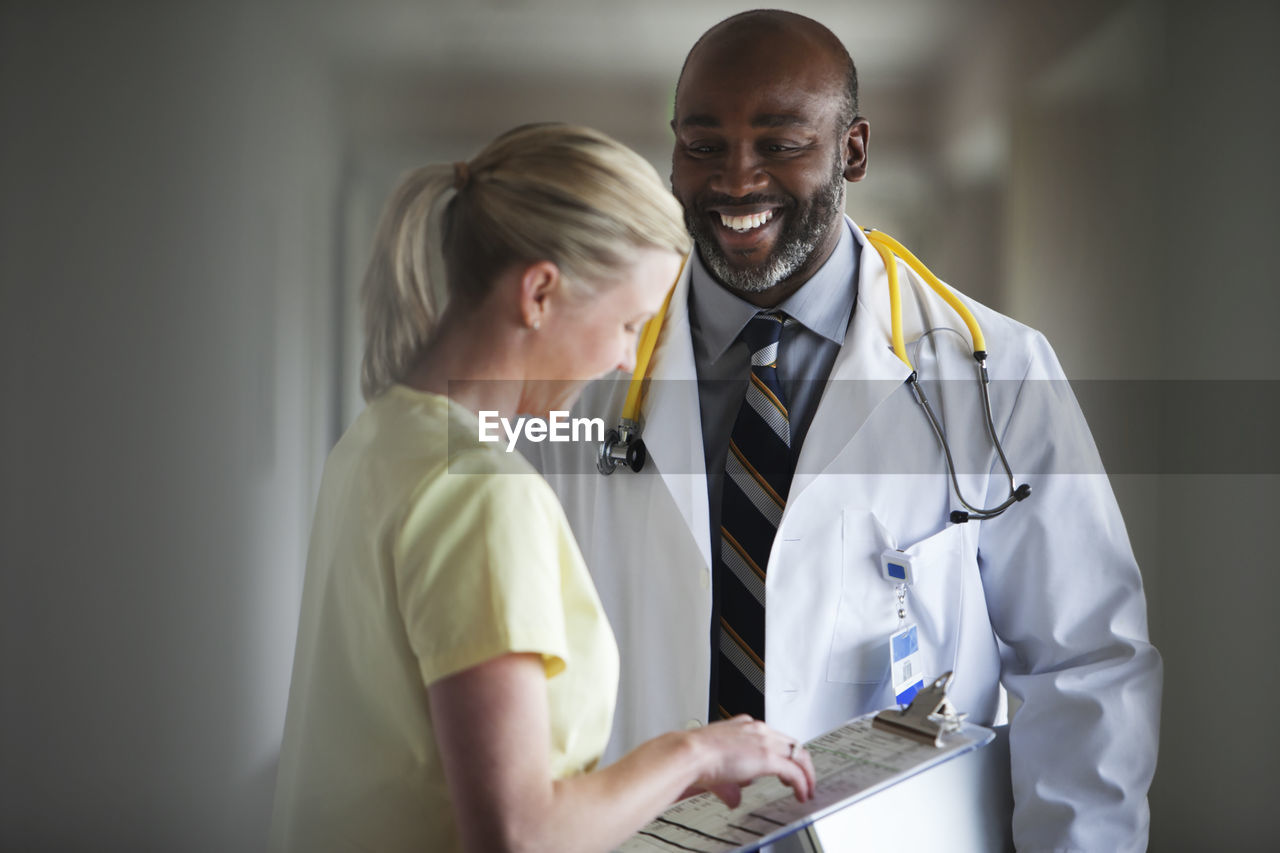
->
<box><xmin>529</xmin><ymin>223</ymin><xmax>1161</xmax><ymax>852</ymax></box>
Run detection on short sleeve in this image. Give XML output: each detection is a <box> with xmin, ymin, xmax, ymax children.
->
<box><xmin>393</xmin><ymin>451</ymin><xmax>570</xmax><ymax>687</ymax></box>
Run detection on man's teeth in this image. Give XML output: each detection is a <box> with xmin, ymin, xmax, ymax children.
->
<box><xmin>719</xmin><ymin>210</ymin><xmax>774</xmax><ymax>232</ymax></box>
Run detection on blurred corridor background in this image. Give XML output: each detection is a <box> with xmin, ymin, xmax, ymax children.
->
<box><xmin>3</xmin><ymin>1</ymin><xmax>1278</xmax><ymax>849</ymax></box>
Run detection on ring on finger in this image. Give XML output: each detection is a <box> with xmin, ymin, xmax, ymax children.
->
<box><xmin>788</xmin><ymin>741</ymin><xmax>799</xmax><ymax>760</ymax></box>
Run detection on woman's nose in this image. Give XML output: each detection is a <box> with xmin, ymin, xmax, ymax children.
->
<box><xmin>617</xmin><ymin>341</ymin><xmax>638</xmax><ymax>375</ymax></box>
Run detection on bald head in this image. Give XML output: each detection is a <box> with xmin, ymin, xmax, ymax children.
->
<box><xmin>676</xmin><ymin>10</ymin><xmax>859</xmax><ymax>129</ymax></box>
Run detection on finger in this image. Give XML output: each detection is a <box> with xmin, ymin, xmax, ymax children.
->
<box><xmin>757</xmin><ymin>731</ymin><xmax>811</xmax><ymax>799</ymax></box>
<box><xmin>708</xmin><ymin>782</ymin><xmax>743</xmax><ymax>809</ymax></box>
<box><xmin>772</xmin><ymin>756</ymin><xmax>811</xmax><ymax>802</ymax></box>
<box><xmin>786</xmin><ymin>743</ymin><xmax>816</xmax><ymax>799</ymax></box>
<box><xmin>800</xmin><ymin>752</ymin><xmax>817</xmax><ymax>800</ymax></box>
<box><xmin>675</xmin><ymin>784</ymin><xmax>704</xmax><ymax>801</ymax></box>
<box><xmin>775</xmin><ymin>741</ymin><xmax>815</xmax><ymax>801</ymax></box>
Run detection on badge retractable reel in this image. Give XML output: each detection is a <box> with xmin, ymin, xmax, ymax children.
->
<box><xmin>881</xmin><ymin>549</ymin><xmax>925</xmax><ymax>705</ymax></box>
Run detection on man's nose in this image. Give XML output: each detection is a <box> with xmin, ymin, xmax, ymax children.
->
<box><xmin>710</xmin><ymin>144</ymin><xmax>767</xmax><ymax>197</ymax></box>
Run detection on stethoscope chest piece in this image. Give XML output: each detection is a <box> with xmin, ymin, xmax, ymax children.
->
<box><xmin>598</xmin><ymin>418</ymin><xmax>646</xmax><ymax>474</ymax></box>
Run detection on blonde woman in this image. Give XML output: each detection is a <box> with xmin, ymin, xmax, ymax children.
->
<box><xmin>269</xmin><ymin>124</ymin><xmax>815</xmax><ymax>853</ymax></box>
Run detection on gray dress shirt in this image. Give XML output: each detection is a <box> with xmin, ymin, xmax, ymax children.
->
<box><xmin>688</xmin><ymin>217</ymin><xmax>860</xmax><ymax>542</ymax></box>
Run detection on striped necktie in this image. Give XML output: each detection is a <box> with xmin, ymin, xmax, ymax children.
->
<box><xmin>716</xmin><ymin>311</ymin><xmax>794</xmax><ymax>721</ymax></box>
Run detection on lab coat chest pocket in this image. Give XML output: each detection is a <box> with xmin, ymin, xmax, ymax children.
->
<box><xmin>825</xmin><ymin>510</ymin><xmax>965</xmax><ymax>686</ymax></box>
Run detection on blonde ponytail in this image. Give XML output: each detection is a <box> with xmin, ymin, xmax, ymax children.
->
<box><xmin>359</xmin><ymin>165</ymin><xmax>453</xmax><ymax>401</ymax></box>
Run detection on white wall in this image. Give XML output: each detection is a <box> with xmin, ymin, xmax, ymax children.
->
<box><xmin>1</xmin><ymin>3</ymin><xmax>338</xmax><ymax>850</ymax></box>
<box><xmin>994</xmin><ymin>2</ymin><xmax>1280</xmax><ymax>848</ymax></box>
<box><xmin>1144</xmin><ymin>4</ymin><xmax>1280</xmax><ymax>847</ymax></box>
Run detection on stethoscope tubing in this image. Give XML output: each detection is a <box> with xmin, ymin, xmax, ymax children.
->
<box><xmin>600</xmin><ymin>228</ymin><xmax>1031</xmax><ymax>523</ymax></box>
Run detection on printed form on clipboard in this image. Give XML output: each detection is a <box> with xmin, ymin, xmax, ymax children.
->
<box><xmin>615</xmin><ymin>673</ymin><xmax>995</xmax><ymax>853</ymax></box>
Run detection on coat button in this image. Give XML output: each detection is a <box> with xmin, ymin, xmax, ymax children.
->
<box><xmin>685</xmin><ymin>718</ymin><xmax>704</xmax><ymax>729</ymax></box>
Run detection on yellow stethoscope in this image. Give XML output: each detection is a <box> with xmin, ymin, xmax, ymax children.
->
<box><xmin>597</xmin><ymin>229</ymin><xmax>1031</xmax><ymax>523</ymax></box>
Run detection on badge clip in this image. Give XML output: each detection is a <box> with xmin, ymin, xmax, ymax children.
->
<box><xmin>879</xmin><ymin>549</ymin><xmax>915</xmax><ymax>586</ymax></box>
<box><xmin>873</xmin><ymin>671</ymin><xmax>968</xmax><ymax>747</ymax></box>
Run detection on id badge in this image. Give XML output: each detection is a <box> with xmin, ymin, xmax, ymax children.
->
<box><xmin>890</xmin><ymin>623</ymin><xmax>925</xmax><ymax>705</ymax></box>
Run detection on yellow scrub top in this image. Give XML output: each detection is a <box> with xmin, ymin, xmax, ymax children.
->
<box><xmin>269</xmin><ymin>386</ymin><xmax>620</xmax><ymax>853</ymax></box>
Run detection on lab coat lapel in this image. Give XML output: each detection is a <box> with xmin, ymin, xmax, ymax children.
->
<box><xmin>639</xmin><ymin>262</ymin><xmax>712</xmax><ymax>571</ymax></box>
<box><xmin>790</xmin><ymin>226</ymin><xmax>913</xmax><ymax>503</ymax></box>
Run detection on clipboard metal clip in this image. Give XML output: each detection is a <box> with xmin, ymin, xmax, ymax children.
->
<box><xmin>872</xmin><ymin>671</ymin><xmax>968</xmax><ymax>747</ymax></box>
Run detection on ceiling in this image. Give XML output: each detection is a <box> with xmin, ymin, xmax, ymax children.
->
<box><xmin>306</xmin><ymin>0</ymin><xmax>988</xmax><ymax>88</ymax></box>
<box><xmin>298</xmin><ymin>0</ymin><xmax>1016</xmax><ymax>177</ymax></box>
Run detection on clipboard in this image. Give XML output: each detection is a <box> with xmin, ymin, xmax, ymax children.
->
<box><xmin>616</xmin><ymin>673</ymin><xmax>995</xmax><ymax>853</ymax></box>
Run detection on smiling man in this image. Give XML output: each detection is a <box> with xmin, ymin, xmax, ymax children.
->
<box><xmin>531</xmin><ymin>10</ymin><xmax>1161</xmax><ymax>852</ymax></box>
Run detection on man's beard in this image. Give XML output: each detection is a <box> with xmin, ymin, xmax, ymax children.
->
<box><xmin>685</xmin><ymin>165</ymin><xmax>845</xmax><ymax>295</ymax></box>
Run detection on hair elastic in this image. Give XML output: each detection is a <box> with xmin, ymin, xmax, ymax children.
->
<box><xmin>452</xmin><ymin>161</ymin><xmax>470</xmax><ymax>191</ymax></box>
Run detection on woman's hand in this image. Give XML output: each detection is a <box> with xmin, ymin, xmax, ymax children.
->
<box><xmin>430</xmin><ymin>654</ymin><xmax>816</xmax><ymax>853</ymax></box>
<box><xmin>683</xmin><ymin>715</ymin><xmax>816</xmax><ymax>808</ymax></box>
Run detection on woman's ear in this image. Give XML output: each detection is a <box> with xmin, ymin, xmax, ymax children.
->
<box><xmin>517</xmin><ymin>260</ymin><xmax>563</xmax><ymax>331</ymax></box>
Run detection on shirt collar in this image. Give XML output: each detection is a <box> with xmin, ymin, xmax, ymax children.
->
<box><xmin>689</xmin><ymin>217</ymin><xmax>859</xmax><ymax>364</ymax></box>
